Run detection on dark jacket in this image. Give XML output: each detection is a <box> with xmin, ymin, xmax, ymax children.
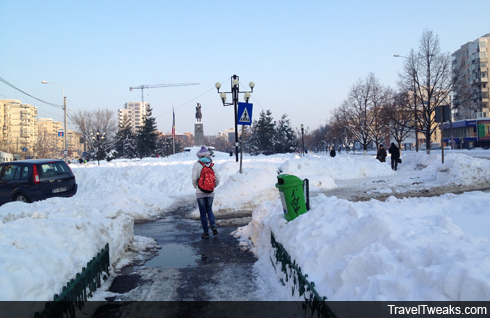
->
<box><xmin>330</xmin><ymin>149</ymin><xmax>336</xmax><ymax>157</ymax></box>
<box><xmin>377</xmin><ymin>147</ymin><xmax>387</xmax><ymax>162</ymax></box>
<box><xmin>389</xmin><ymin>144</ymin><xmax>400</xmax><ymax>159</ymax></box>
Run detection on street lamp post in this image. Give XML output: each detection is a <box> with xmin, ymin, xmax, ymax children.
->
<box><xmin>393</xmin><ymin>55</ymin><xmax>419</xmax><ymax>152</ymax></box>
<box><xmin>91</xmin><ymin>131</ymin><xmax>105</xmax><ymax>166</ymax></box>
<box><xmin>42</xmin><ymin>81</ymin><xmax>69</xmax><ymax>161</ymax></box>
<box><xmin>215</xmin><ymin>75</ymin><xmax>255</xmax><ymax>163</ymax></box>
<box><xmin>301</xmin><ymin>124</ymin><xmax>305</xmax><ymax>156</ymax></box>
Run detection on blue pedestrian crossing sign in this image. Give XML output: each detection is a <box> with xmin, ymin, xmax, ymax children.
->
<box><xmin>237</xmin><ymin>102</ymin><xmax>253</xmax><ymax>125</ymax></box>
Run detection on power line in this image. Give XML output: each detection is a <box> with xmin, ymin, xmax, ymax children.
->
<box><xmin>0</xmin><ymin>76</ymin><xmax>63</xmax><ymax>108</ymax></box>
<box><xmin>37</xmin><ymin>109</ymin><xmax>64</xmax><ymax>119</ymax></box>
<box><xmin>1</xmin><ymin>91</ymin><xmax>64</xmax><ymax>121</ymax></box>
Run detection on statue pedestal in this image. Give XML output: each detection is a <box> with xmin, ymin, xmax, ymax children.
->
<box><xmin>194</xmin><ymin>122</ymin><xmax>204</xmax><ymax>146</ymax></box>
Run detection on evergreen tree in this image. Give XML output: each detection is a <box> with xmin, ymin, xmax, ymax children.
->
<box><xmin>137</xmin><ymin>104</ymin><xmax>158</xmax><ymax>158</ymax></box>
<box><xmin>115</xmin><ymin>114</ymin><xmax>137</xmax><ymax>158</ymax></box>
<box><xmin>274</xmin><ymin>114</ymin><xmax>298</xmax><ymax>153</ymax></box>
<box><xmin>253</xmin><ymin>110</ymin><xmax>275</xmax><ymax>153</ymax></box>
<box><xmin>155</xmin><ymin>135</ymin><xmax>166</xmax><ymax>157</ymax></box>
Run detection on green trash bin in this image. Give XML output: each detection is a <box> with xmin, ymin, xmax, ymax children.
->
<box><xmin>275</xmin><ymin>174</ymin><xmax>308</xmax><ymax>221</ymax></box>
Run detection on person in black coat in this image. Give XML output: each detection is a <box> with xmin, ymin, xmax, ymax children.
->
<box><xmin>376</xmin><ymin>145</ymin><xmax>387</xmax><ymax>162</ymax></box>
<box><xmin>389</xmin><ymin>142</ymin><xmax>400</xmax><ymax>170</ymax></box>
<box><xmin>330</xmin><ymin>146</ymin><xmax>336</xmax><ymax>157</ymax></box>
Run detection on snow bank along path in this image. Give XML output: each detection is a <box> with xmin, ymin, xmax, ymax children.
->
<box><xmin>1</xmin><ymin>148</ymin><xmax>490</xmax><ymax>301</ymax></box>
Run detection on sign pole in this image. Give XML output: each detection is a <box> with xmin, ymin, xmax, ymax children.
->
<box><xmin>237</xmin><ymin>102</ymin><xmax>253</xmax><ymax>174</ymax></box>
<box><xmin>240</xmin><ymin>125</ymin><xmax>244</xmax><ymax>174</ymax></box>
<box><xmin>441</xmin><ymin>121</ymin><xmax>444</xmax><ymax>164</ymax></box>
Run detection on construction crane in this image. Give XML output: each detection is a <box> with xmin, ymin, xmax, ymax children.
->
<box><xmin>129</xmin><ymin>83</ymin><xmax>199</xmax><ymax>103</ymax></box>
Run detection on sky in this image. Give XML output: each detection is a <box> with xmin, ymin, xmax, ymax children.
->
<box><xmin>1</xmin><ymin>0</ymin><xmax>488</xmax><ymax>135</ymax></box>
<box><xmin>1</xmin><ymin>148</ymin><xmax>490</xmax><ymax>311</ymax></box>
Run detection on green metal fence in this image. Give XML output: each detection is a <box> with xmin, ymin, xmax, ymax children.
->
<box><xmin>270</xmin><ymin>233</ymin><xmax>337</xmax><ymax>318</ymax></box>
<box><xmin>34</xmin><ymin>243</ymin><xmax>110</xmax><ymax>318</ymax></box>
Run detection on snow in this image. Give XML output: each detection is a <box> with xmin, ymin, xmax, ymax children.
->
<box><xmin>1</xmin><ymin>147</ymin><xmax>490</xmax><ymax>303</ymax></box>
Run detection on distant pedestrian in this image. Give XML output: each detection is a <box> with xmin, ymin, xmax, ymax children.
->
<box><xmin>229</xmin><ymin>150</ymin><xmax>233</xmax><ymax>156</ymax></box>
<box><xmin>330</xmin><ymin>146</ymin><xmax>336</xmax><ymax>158</ymax></box>
<box><xmin>79</xmin><ymin>158</ymin><xmax>83</xmax><ymax>164</ymax></box>
<box><xmin>376</xmin><ymin>145</ymin><xmax>387</xmax><ymax>162</ymax></box>
<box><xmin>338</xmin><ymin>146</ymin><xmax>341</xmax><ymax>154</ymax></box>
<box><xmin>389</xmin><ymin>142</ymin><xmax>400</xmax><ymax>171</ymax></box>
<box><xmin>192</xmin><ymin>146</ymin><xmax>220</xmax><ymax>239</ymax></box>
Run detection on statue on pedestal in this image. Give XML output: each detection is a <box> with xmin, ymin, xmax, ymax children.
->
<box><xmin>196</xmin><ymin>103</ymin><xmax>202</xmax><ymax>122</ymax></box>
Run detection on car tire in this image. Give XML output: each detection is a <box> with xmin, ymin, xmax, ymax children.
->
<box><xmin>15</xmin><ymin>193</ymin><xmax>29</xmax><ymax>203</ymax></box>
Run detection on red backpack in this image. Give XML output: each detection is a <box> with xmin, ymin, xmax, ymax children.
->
<box><xmin>198</xmin><ymin>161</ymin><xmax>216</xmax><ymax>193</ymax></box>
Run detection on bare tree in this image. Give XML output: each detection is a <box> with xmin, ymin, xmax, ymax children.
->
<box><xmin>398</xmin><ymin>29</ymin><xmax>464</xmax><ymax>154</ymax></box>
<box><xmin>330</xmin><ymin>104</ymin><xmax>357</xmax><ymax>152</ymax></box>
<box><xmin>308</xmin><ymin>124</ymin><xmax>330</xmax><ymax>153</ymax></box>
<box><xmin>343</xmin><ymin>73</ymin><xmax>384</xmax><ymax>155</ymax></box>
<box><xmin>69</xmin><ymin>109</ymin><xmax>117</xmax><ymax>151</ymax></box>
<box><xmin>367</xmin><ymin>75</ymin><xmax>391</xmax><ymax>150</ymax></box>
<box><xmin>35</xmin><ymin>131</ymin><xmax>61</xmax><ymax>159</ymax></box>
<box><xmin>386</xmin><ymin>90</ymin><xmax>414</xmax><ymax>150</ymax></box>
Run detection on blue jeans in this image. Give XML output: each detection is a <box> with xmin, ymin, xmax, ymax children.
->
<box><xmin>197</xmin><ymin>197</ymin><xmax>216</xmax><ymax>233</ymax></box>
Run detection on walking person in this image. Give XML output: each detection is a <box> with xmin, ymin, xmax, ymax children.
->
<box><xmin>330</xmin><ymin>146</ymin><xmax>336</xmax><ymax>158</ymax></box>
<box><xmin>376</xmin><ymin>144</ymin><xmax>387</xmax><ymax>162</ymax></box>
<box><xmin>192</xmin><ymin>146</ymin><xmax>220</xmax><ymax>239</ymax></box>
<box><xmin>389</xmin><ymin>142</ymin><xmax>400</xmax><ymax>171</ymax></box>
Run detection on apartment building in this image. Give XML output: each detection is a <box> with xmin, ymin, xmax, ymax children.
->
<box><xmin>452</xmin><ymin>33</ymin><xmax>490</xmax><ymax>120</ymax></box>
<box><xmin>0</xmin><ymin>99</ymin><xmax>38</xmax><ymax>158</ymax></box>
<box><xmin>0</xmin><ymin>99</ymin><xmax>12</xmax><ymax>150</ymax></box>
<box><xmin>67</xmin><ymin>130</ymin><xmax>84</xmax><ymax>158</ymax></box>
<box><xmin>36</xmin><ymin>118</ymin><xmax>83</xmax><ymax>158</ymax></box>
<box><xmin>117</xmin><ymin>102</ymin><xmax>148</xmax><ymax>131</ymax></box>
<box><xmin>37</xmin><ymin>118</ymin><xmax>64</xmax><ymax>158</ymax></box>
<box><xmin>220</xmin><ymin>128</ymin><xmax>236</xmax><ymax>143</ymax></box>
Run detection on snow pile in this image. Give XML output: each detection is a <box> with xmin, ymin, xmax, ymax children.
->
<box><xmin>431</xmin><ymin>154</ymin><xmax>490</xmax><ymax>186</ymax></box>
<box><xmin>72</xmin><ymin>163</ymin><xmax>195</xmax><ymax>220</ymax></box>
<box><xmin>397</xmin><ymin>152</ymin><xmax>490</xmax><ymax>187</ymax></box>
<box><xmin>278</xmin><ymin>154</ymin><xmax>394</xmax><ymax>189</ymax></box>
<box><xmin>0</xmin><ymin>200</ymin><xmax>133</xmax><ymax>301</ymax></box>
<box><xmin>235</xmin><ymin>191</ymin><xmax>490</xmax><ymax>301</ymax></box>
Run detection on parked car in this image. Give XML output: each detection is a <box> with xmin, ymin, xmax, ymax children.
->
<box><xmin>0</xmin><ymin>159</ymin><xmax>78</xmax><ymax>205</ymax></box>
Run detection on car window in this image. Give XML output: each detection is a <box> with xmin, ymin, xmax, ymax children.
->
<box><xmin>37</xmin><ymin>162</ymin><xmax>69</xmax><ymax>177</ymax></box>
<box><xmin>20</xmin><ymin>166</ymin><xmax>30</xmax><ymax>180</ymax></box>
<box><xmin>0</xmin><ymin>164</ymin><xmax>19</xmax><ymax>181</ymax></box>
<box><xmin>14</xmin><ymin>166</ymin><xmax>21</xmax><ymax>179</ymax></box>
